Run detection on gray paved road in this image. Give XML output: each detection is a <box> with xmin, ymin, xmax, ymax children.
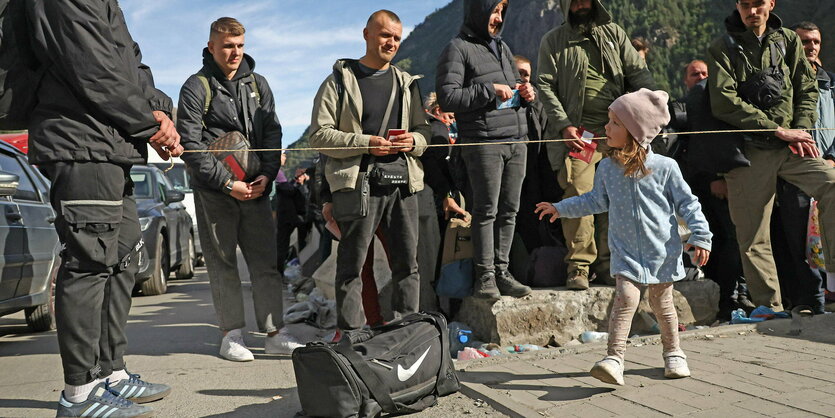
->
<box><xmin>0</xmin><ymin>266</ymin><xmax>501</xmax><ymax>417</ymax></box>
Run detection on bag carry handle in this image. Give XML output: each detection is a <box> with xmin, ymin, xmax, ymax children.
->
<box><xmin>334</xmin><ymin>337</ymin><xmax>399</xmax><ymax>413</ymax></box>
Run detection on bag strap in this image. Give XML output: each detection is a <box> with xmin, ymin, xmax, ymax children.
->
<box><xmin>377</xmin><ymin>72</ymin><xmax>399</xmax><ymax>138</ymax></box>
<box><xmin>333</xmin><ymin>337</ymin><xmax>399</xmax><ymax>413</ymax></box>
<box><xmin>195</xmin><ymin>72</ymin><xmax>212</xmax><ymax>129</ymax></box>
<box><xmin>769</xmin><ymin>36</ymin><xmax>786</xmax><ymax>68</ymax></box>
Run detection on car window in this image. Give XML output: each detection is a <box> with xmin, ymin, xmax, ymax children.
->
<box><xmin>154</xmin><ymin>172</ymin><xmax>168</xmax><ymax>201</ymax></box>
<box><xmin>152</xmin><ymin>163</ymin><xmax>191</xmax><ymax>192</ymax></box>
<box><xmin>0</xmin><ymin>152</ymin><xmax>39</xmax><ymax>201</ymax></box>
<box><xmin>130</xmin><ymin>172</ymin><xmax>153</xmax><ymax>198</ymax></box>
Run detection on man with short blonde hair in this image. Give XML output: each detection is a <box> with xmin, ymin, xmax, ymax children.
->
<box><xmin>177</xmin><ymin>17</ymin><xmax>297</xmax><ymax>361</ymax></box>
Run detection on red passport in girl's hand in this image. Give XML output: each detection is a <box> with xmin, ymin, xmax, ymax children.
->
<box><xmin>568</xmin><ymin>127</ymin><xmax>598</xmax><ymax>164</ymax></box>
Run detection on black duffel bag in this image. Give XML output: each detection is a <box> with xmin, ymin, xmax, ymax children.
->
<box><xmin>292</xmin><ymin>312</ymin><xmax>460</xmax><ymax>418</ymax></box>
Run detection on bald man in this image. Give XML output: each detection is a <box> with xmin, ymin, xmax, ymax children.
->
<box><xmin>310</xmin><ymin>10</ymin><xmax>431</xmax><ymax>332</ymax></box>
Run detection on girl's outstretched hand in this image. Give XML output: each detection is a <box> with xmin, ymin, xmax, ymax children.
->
<box><xmin>685</xmin><ymin>244</ymin><xmax>710</xmax><ymax>267</ymax></box>
<box><xmin>535</xmin><ymin>202</ymin><xmax>560</xmax><ymax>223</ymax></box>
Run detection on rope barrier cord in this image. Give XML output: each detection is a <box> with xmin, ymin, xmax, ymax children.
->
<box><xmin>160</xmin><ymin>126</ymin><xmax>835</xmax><ymax>171</ymax></box>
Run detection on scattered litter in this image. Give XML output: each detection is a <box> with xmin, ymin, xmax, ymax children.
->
<box><xmin>449</xmin><ymin>322</ymin><xmax>473</xmax><ymax>357</ymax></box>
<box><xmin>272</xmin><ymin>394</ymin><xmax>283</xmax><ymax>400</ymax></box>
<box><xmin>635</xmin><ymin>343</ymin><xmax>645</xmax><ymax>347</ymax></box>
<box><xmin>504</xmin><ymin>344</ymin><xmax>543</xmax><ymax>354</ymax></box>
<box><xmin>457</xmin><ymin>347</ymin><xmax>489</xmax><ymax>361</ymax></box>
<box><xmin>474</xmin><ymin>399</ymin><xmax>487</xmax><ymax>408</ymax></box>
<box><xmin>580</xmin><ymin>331</ymin><xmax>609</xmax><ymax>343</ymax></box>
<box><xmin>731</xmin><ymin>306</ymin><xmax>790</xmax><ymax>324</ymax></box>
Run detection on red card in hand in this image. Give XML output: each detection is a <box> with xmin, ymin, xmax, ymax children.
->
<box><xmin>568</xmin><ymin>127</ymin><xmax>599</xmax><ymax>164</ymax></box>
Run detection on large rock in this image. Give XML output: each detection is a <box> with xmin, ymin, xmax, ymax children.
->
<box><xmin>456</xmin><ymin>280</ymin><xmax>720</xmax><ymax>346</ymax></box>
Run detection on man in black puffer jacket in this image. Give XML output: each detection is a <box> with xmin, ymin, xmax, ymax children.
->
<box><xmin>436</xmin><ymin>0</ymin><xmax>534</xmax><ymax>300</ymax></box>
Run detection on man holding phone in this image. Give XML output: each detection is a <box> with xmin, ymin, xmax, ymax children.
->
<box><xmin>309</xmin><ymin>10</ymin><xmax>430</xmax><ymax>332</ymax></box>
<box><xmin>177</xmin><ymin>17</ymin><xmax>301</xmax><ymax>361</ymax></box>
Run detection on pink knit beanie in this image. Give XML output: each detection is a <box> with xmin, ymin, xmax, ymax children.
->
<box><xmin>609</xmin><ymin>89</ymin><xmax>670</xmax><ymax>148</ymax></box>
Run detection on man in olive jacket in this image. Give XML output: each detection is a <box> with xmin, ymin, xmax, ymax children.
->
<box><xmin>537</xmin><ymin>0</ymin><xmax>655</xmax><ymax>289</ymax></box>
<box><xmin>707</xmin><ymin>0</ymin><xmax>835</xmax><ymax>311</ymax></box>
<box><xmin>310</xmin><ymin>10</ymin><xmax>429</xmax><ymax>331</ymax></box>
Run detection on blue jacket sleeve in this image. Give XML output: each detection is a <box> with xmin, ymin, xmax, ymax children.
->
<box><xmin>667</xmin><ymin>164</ymin><xmax>713</xmax><ymax>250</ymax></box>
<box><xmin>554</xmin><ymin>162</ymin><xmax>610</xmax><ymax>217</ymax></box>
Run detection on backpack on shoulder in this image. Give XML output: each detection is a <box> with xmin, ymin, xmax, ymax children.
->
<box><xmin>292</xmin><ymin>312</ymin><xmax>460</xmax><ymax>418</ymax></box>
<box><xmin>0</xmin><ymin>0</ymin><xmax>43</xmax><ymax>130</ymax></box>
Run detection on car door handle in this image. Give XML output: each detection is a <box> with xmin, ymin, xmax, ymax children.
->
<box><xmin>47</xmin><ymin>215</ymin><xmax>56</xmax><ymax>224</ymax></box>
<box><xmin>5</xmin><ymin>206</ymin><xmax>22</xmax><ymax>222</ymax></box>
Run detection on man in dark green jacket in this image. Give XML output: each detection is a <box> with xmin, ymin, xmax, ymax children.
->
<box><xmin>707</xmin><ymin>0</ymin><xmax>835</xmax><ymax>312</ymax></box>
<box><xmin>537</xmin><ymin>0</ymin><xmax>654</xmax><ymax>289</ymax></box>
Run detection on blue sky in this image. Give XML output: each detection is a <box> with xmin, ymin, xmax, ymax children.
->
<box><xmin>120</xmin><ymin>0</ymin><xmax>452</xmax><ymax>145</ymax></box>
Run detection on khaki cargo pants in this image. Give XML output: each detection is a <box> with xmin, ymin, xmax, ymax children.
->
<box><xmin>556</xmin><ymin>142</ymin><xmax>611</xmax><ymax>278</ymax></box>
<box><xmin>725</xmin><ymin>145</ymin><xmax>835</xmax><ymax>311</ymax></box>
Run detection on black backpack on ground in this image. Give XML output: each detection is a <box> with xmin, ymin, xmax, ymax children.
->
<box><xmin>292</xmin><ymin>312</ymin><xmax>460</xmax><ymax>418</ymax></box>
<box><xmin>0</xmin><ymin>0</ymin><xmax>43</xmax><ymax>130</ymax></box>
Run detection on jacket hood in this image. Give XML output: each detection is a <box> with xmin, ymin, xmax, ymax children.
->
<box><xmin>725</xmin><ymin>9</ymin><xmax>782</xmax><ymax>35</ymax></box>
<box><xmin>462</xmin><ymin>0</ymin><xmax>507</xmax><ymax>41</ymax></box>
<box><xmin>201</xmin><ymin>47</ymin><xmax>256</xmax><ymax>81</ymax></box>
<box><xmin>559</xmin><ymin>0</ymin><xmax>611</xmax><ymax>28</ymax></box>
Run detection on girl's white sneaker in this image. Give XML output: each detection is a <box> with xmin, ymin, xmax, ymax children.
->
<box><xmin>590</xmin><ymin>356</ymin><xmax>625</xmax><ymax>385</ymax></box>
<box><xmin>664</xmin><ymin>352</ymin><xmax>691</xmax><ymax>378</ymax></box>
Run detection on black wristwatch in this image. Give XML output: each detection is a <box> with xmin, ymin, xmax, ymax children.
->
<box><xmin>222</xmin><ymin>178</ymin><xmax>234</xmax><ymax>195</ymax></box>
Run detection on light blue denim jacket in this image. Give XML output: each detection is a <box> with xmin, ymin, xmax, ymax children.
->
<box><xmin>554</xmin><ymin>153</ymin><xmax>712</xmax><ymax>284</ymax></box>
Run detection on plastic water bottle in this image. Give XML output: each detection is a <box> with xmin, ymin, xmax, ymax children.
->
<box><xmin>579</xmin><ymin>331</ymin><xmax>609</xmax><ymax>344</ymax></box>
<box><xmin>448</xmin><ymin>322</ymin><xmax>473</xmax><ymax>357</ymax></box>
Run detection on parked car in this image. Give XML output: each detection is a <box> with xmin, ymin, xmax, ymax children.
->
<box><xmin>131</xmin><ymin>165</ymin><xmax>194</xmax><ymax>296</ymax></box>
<box><xmin>0</xmin><ymin>140</ymin><xmax>60</xmax><ymax>332</ymax></box>
<box><xmin>147</xmin><ymin>146</ymin><xmax>202</xmax><ymax>265</ymax></box>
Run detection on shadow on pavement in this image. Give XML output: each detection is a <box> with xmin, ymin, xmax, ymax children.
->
<box><xmin>755</xmin><ymin>313</ymin><xmax>835</xmax><ymax>346</ymax></box>
<box><xmin>0</xmin><ymin>398</ymin><xmax>55</xmax><ymax>414</ymax></box>
<box><xmin>461</xmin><ymin>370</ymin><xmax>615</xmax><ymax>402</ymax></box>
<box><xmin>199</xmin><ymin>388</ymin><xmax>299</xmax><ymax>418</ymax></box>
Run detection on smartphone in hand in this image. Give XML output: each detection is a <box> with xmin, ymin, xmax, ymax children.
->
<box><xmin>249</xmin><ymin>177</ymin><xmax>264</xmax><ymax>187</ymax></box>
<box><xmin>387</xmin><ymin>129</ymin><xmax>408</xmax><ymax>152</ymax></box>
<box><xmin>387</xmin><ymin>129</ymin><xmax>406</xmax><ymax>141</ymax></box>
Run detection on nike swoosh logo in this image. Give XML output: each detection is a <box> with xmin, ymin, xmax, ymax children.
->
<box><xmin>396</xmin><ymin>347</ymin><xmax>431</xmax><ymax>382</ymax></box>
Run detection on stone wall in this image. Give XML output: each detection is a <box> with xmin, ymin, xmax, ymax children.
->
<box><xmin>456</xmin><ymin>280</ymin><xmax>720</xmax><ymax>346</ymax></box>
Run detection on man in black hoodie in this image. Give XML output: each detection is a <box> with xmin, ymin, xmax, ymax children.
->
<box><xmin>26</xmin><ymin>1</ymin><xmax>180</xmax><ymax>415</ymax></box>
<box><xmin>177</xmin><ymin>17</ymin><xmax>298</xmax><ymax>362</ymax></box>
<box><xmin>437</xmin><ymin>0</ymin><xmax>534</xmax><ymax>300</ymax></box>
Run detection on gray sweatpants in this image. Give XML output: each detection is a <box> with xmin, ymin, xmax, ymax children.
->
<box><xmin>194</xmin><ymin>190</ymin><xmax>284</xmax><ymax>334</ymax></box>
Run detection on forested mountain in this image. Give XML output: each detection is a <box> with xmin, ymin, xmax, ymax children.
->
<box><xmin>395</xmin><ymin>0</ymin><xmax>835</xmax><ymax>100</ymax></box>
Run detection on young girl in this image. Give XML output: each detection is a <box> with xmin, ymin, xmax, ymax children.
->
<box><xmin>535</xmin><ymin>89</ymin><xmax>712</xmax><ymax>385</ymax></box>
